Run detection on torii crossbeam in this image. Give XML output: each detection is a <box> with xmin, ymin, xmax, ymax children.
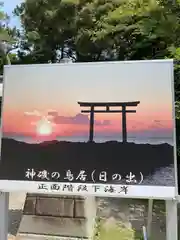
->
<box><xmin>77</xmin><ymin>101</ymin><xmax>140</xmax><ymax>143</ymax></box>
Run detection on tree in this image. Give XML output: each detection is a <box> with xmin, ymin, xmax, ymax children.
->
<box><xmin>14</xmin><ymin>0</ymin><xmax>180</xmax><ymax>62</ymax></box>
<box><xmin>14</xmin><ymin>0</ymin><xmax>78</xmax><ymax>63</ymax></box>
<box><xmin>0</xmin><ymin>2</ymin><xmax>13</xmax><ymax>42</ymax></box>
<box><xmin>0</xmin><ymin>2</ymin><xmax>18</xmax><ymax>72</ymax></box>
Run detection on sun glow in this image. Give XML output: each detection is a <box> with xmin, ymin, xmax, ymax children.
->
<box><xmin>36</xmin><ymin>119</ymin><xmax>53</xmax><ymax>136</ymax></box>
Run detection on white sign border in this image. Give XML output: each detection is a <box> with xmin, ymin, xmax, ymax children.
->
<box><xmin>0</xmin><ymin>180</ymin><xmax>176</xmax><ymax>200</ymax></box>
<box><xmin>0</xmin><ymin>59</ymin><xmax>178</xmax><ymax>200</ymax></box>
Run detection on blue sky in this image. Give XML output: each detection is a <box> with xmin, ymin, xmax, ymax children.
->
<box><xmin>2</xmin><ymin>0</ymin><xmax>22</xmax><ymax>28</ymax></box>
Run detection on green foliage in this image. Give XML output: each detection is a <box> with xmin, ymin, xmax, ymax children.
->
<box><xmin>168</xmin><ymin>44</ymin><xmax>180</xmax><ymax>156</ymax></box>
<box><xmin>0</xmin><ymin>2</ymin><xmax>11</xmax><ymax>42</ymax></box>
<box><xmin>0</xmin><ymin>52</ymin><xmax>18</xmax><ymax>73</ymax></box>
<box><xmin>0</xmin><ymin>2</ymin><xmax>18</xmax><ymax>45</ymax></box>
<box><xmin>176</xmin><ymin>102</ymin><xmax>180</xmax><ymax>120</ymax></box>
<box><xmin>93</xmin><ymin>217</ymin><xmax>135</xmax><ymax>240</ymax></box>
<box><xmin>0</xmin><ymin>2</ymin><xmax>18</xmax><ymax>72</ymax></box>
<box><xmin>14</xmin><ymin>0</ymin><xmax>180</xmax><ymax>63</ymax></box>
<box><xmin>14</xmin><ymin>0</ymin><xmax>79</xmax><ymax>63</ymax></box>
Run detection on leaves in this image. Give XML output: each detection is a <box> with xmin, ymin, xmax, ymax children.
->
<box><xmin>13</xmin><ymin>0</ymin><xmax>179</xmax><ymax>63</ymax></box>
<box><xmin>0</xmin><ymin>2</ymin><xmax>19</xmax><ymax>74</ymax></box>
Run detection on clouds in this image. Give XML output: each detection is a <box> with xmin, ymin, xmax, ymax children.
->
<box><xmin>24</xmin><ymin>110</ymin><xmax>55</xmax><ymax>121</ymax></box>
<box><xmin>24</xmin><ymin>109</ymin><xmax>111</xmax><ymax>126</ymax></box>
<box><xmin>47</xmin><ymin>111</ymin><xmax>58</xmax><ymax>117</ymax></box>
<box><xmin>48</xmin><ymin>111</ymin><xmax>111</xmax><ymax>126</ymax></box>
<box><xmin>148</xmin><ymin>120</ymin><xmax>167</xmax><ymax>129</ymax></box>
<box><xmin>24</xmin><ymin>110</ymin><xmax>42</xmax><ymax>116</ymax></box>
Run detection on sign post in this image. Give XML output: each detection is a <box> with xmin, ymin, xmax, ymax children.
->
<box><xmin>0</xmin><ymin>192</ymin><xmax>9</xmax><ymax>240</ymax></box>
<box><xmin>166</xmin><ymin>199</ymin><xmax>178</xmax><ymax>240</ymax></box>
<box><xmin>147</xmin><ymin>199</ymin><xmax>153</xmax><ymax>239</ymax></box>
<box><xmin>142</xmin><ymin>226</ymin><xmax>148</xmax><ymax>240</ymax></box>
<box><xmin>0</xmin><ymin>60</ymin><xmax>178</xmax><ymax>239</ymax></box>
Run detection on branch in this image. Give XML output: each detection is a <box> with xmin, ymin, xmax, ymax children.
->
<box><xmin>95</xmin><ymin>50</ymin><xmax>102</xmax><ymax>61</ymax></box>
<box><xmin>63</xmin><ymin>50</ymin><xmax>76</xmax><ymax>61</ymax></box>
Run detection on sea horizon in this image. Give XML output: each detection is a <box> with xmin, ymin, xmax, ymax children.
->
<box><xmin>2</xmin><ymin>134</ymin><xmax>174</xmax><ymax>146</ymax></box>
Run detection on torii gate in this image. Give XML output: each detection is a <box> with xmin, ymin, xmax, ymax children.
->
<box><xmin>77</xmin><ymin>101</ymin><xmax>140</xmax><ymax>143</ymax></box>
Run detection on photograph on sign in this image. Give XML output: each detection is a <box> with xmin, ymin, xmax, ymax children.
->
<box><xmin>0</xmin><ymin>60</ymin><xmax>176</xmax><ymax>198</ymax></box>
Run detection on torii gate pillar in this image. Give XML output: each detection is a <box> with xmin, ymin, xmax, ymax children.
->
<box><xmin>89</xmin><ymin>106</ymin><xmax>94</xmax><ymax>142</ymax></box>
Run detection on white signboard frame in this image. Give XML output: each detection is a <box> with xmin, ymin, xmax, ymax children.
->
<box><xmin>0</xmin><ymin>59</ymin><xmax>178</xmax><ymax>240</ymax></box>
<box><xmin>0</xmin><ymin>181</ymin><xmax>176</xmax><ymax>199</ymax></box>
<box><xmin>0</xmin><ymin>59</ymin><xmax>178</xmax><ymax>199</ymax></box>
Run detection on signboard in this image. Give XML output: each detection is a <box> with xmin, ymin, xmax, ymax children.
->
<box><xmin>0</xmin><ymin>60</ymin><xmax>177</xmax><ymax>199</ymax></box>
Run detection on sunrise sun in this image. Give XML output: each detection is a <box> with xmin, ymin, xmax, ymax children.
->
<box><xmin>36</xmin><ymin>119</ymin><xmax>53</xmax><ymax>136</ymax></box>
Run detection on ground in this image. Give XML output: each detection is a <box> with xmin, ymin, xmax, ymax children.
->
<box><xmin>93</xmin><ymin>198</ymin><xmax>166</xmax><ymax>240</ymax></box>
<box><xmin>8</xmin><ymin>193</ymin><xmax>168</xmax><ymax>240</ymax></box>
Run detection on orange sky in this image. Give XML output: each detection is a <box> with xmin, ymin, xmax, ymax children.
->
<box><xmin>2</xmin><ymin>107</ymin><xmax>173</xmax><ymax>137</ymax></box>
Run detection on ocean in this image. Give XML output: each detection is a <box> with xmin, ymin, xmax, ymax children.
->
<box><xmin>3</xmin><ymin>135</ymin><xmax>174</xmax><ymax>146</ymax></box>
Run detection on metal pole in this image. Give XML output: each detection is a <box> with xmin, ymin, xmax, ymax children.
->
<box><xmin>166</xmin><ymin>200</ymin><xmax>178</xmax><ymax>240</ymax></box>
<box><xmin>147</xmin><ymin>199</ymin><xmax>153</xmax><ymax>239</ymax></box>
<box><xmin>142</xmin><ymin>226</ymin><xmax>148</xmax><ymax>240</ymax></box>
<box><xmin>0</xmin><ymin>192</ymin><xmax>9</xmax><ymax>240</ymax></box>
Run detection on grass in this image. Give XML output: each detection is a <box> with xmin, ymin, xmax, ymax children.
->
<box><xmin>94</xmin><ymin>198</ymin><xmax>167</xmax><ymax>240</ymax></box>
<box><xmin>93</xmin><ymin>217</ymin><xmax>144</xmax><ymax>240</ymax></box>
